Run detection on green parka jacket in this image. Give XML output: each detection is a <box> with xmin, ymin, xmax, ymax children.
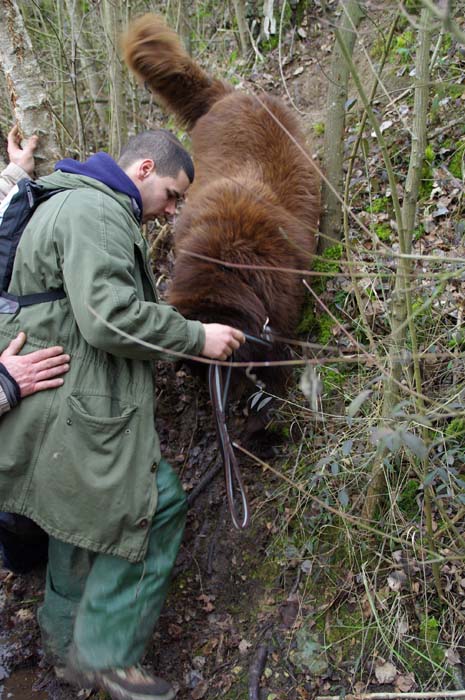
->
<box><xmin>0</xmin><ymin>171</ymin><xmax>205</xmax><ymax>562</ymax></box>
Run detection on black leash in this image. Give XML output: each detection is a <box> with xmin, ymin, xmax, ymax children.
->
<box><xmin>208</xmin><ymin>325</ymin><xmax>273</xmax><ymax>530</ymax></box>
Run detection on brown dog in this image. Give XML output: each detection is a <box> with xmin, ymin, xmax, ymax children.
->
<box><xmin>123</xmin><ymin>14</ymin><xmax>320</xmax><ymax>392</ymax></box>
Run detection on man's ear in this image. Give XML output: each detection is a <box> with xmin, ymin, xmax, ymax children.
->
<box><xmin>139</xmin><ymin>159</ymin><xmax>155</xmax><ymax>179</ymax></box>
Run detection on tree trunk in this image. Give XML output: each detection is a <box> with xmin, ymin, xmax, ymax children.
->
<box><xmin>63</xmin><ymin>0</ymin><xmax>87</xmax><ymax>158</ymax></box>
<box><xmin>261</xmin><ymin>0</ymin><xmax>276</xmax><ymax>42</ymax></box>
<box><xmin>232</xmin><ymin>0</ymin><xmax>251</xmax><ymax>56</ymax></box>
<box><xmin>76</xmin><ymin>7</ymin><xmax>107</xmax><ymax>132</ymax></box>
<box><xmin>100</xmin><ymin>0</ymin><xmax>127</xmax><ymax>158</ymax></box>
<box><xmin>319</xmin><ymin>0</ymin><xmax>364</xmax><ymax>252</ymax></box>
<box><xmin>178</xmin><ymin>0</ymin><xmax>192</xmax><ymax>55</ymax></box>
<box><xmin>0</xmin><ymin>0</ymin><xmax>60</xmax><ymax>175</ymax></box>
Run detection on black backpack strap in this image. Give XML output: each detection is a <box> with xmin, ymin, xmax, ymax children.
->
<box><xmin>0</xmin><ymin>179</ymin><xmax>67</xmax><ymax>313</ymax></box>
<box><xmin>0</xmin><ymin>289</ymin><xmax>66</xmax><ymax>314</ymax></box>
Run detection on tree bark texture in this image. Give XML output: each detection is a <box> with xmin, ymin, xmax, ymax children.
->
<box><xmin>232</xmin><ymin>0</ymin><xmax>251</xmax><ymax>56</ymax></box>
<box><xmin>261</xmin><ymin>0</ymin><xmax>276</xmax><ymax>41</ymax></box>
<box><xmin>176</xmin><ymin>0</ymin><xmax>192</xmax><ymax>56</ymax></box>
<box><xmin>0</xmin><ymin>0</ymin><xmax>60</xmax><ymax>175</ymax></box>
<box><xmin>100</xmin><ymin>0</ymin><xmax>127</xmax><ymax>158</ymax></box>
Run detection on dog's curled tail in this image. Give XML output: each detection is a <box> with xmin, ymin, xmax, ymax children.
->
<box><xmin>123</xmin><ymin>14</ymin><xmax>232</xmax><ymax>131</ymax></box>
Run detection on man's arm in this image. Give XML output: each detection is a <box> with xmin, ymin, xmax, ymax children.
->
<box><xmin>59</xmin><ymin>190</ymin><xmax>244</xmax><ymax>361</ymax></box>
<box><xmin>0</xmin><ymin>332</ymin><xmax>70</xmax><ymax>416</ymax></box>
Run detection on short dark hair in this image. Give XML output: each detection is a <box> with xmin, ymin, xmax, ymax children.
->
<box><xmin>118</xmin><ymin>129</ymin><xmax>194</xmax><ymax>182</ymax></box>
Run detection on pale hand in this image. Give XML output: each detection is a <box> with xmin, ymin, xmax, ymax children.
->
<box><xmin>7</xmin><ymin>124</ymin><xmax>39</xmax><ymax>177</ymax></box>
<box><xmin>201</xmin><ymin>324</ymin><xmax>245</xmax><ymax>361</ymax></box>
<box><xmin>0</xmin><ymin>332</ymin><xmax>70</xmax><ymax>398</ymax></box>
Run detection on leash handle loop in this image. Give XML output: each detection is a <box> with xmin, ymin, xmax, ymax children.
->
<box><xmin>208</xmin><ymin>362</ymin><xmax>250</xmax><ymax>529</ymax></box>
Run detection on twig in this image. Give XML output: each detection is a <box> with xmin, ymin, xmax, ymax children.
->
<box><xmin>187</xmin><ymin>456</ymin><xmax>222</xmax><ymax>507</ymax></box>
<box><xmin>248</xmin><ymin>643</ymin><xmax>268</xmax><ymax>700</ymax></box>
<box><xmin>316</xmin><ymin>692</ymin><xmax>465</xmax><ymax>700</ymax></box>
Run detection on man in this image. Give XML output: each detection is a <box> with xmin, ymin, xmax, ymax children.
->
<box><xmin>0</xmin><ymin>128</ymin><xmax>244</xmax><ymax>700</ymax></box>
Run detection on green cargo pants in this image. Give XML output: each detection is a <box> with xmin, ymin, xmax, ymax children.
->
<box><xmin>37</xmin><ymin>458</ymin><xmax>187</xmax><ymax>670</ymax></box>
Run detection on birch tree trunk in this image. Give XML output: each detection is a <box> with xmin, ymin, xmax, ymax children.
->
<box><xmin>261</xmin><ymin>0</ymin><xmax>276</xmax><ymax>41</ymax></box>
<box><xmin>0</xmin><ymin>0</ymin><xmax>60</xmax><ymax>175</ymax></box>
<box><xmin>320</xmin><ymin>0</ymin><xmax>364</xmax><ymax>252</ymax></box>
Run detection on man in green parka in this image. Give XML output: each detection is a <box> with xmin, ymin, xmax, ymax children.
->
<box><xmin>0</xmin><ymin>129</ymin><xmax>245</xmax><ymax>700</ymax></box>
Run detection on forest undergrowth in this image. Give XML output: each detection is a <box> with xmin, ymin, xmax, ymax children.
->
<box><xmin>239</xmin><ymin>5</ymin><xmax>465</xmax><ymax>695</ymax></box>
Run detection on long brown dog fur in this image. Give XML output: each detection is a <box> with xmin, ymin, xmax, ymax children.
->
<box><xmin>123</xmin><ymin>15</ymin><xmax>320</xmax><ymax>388</ymax></box>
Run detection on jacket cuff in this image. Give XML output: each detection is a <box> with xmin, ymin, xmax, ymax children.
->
<box><xmin>0</xmin><ymin>383</ymin><xmax>12</xmax><ymax>416</ymax></box>
<box><xmin>187</xmin><ymin>320</ymin><xmax>206</xmax><ymax>355</ymax></box>
<box><xmin>0</xmin><ymin>364</ymin><xmax>21</xmax><ymax>410</ymax></box>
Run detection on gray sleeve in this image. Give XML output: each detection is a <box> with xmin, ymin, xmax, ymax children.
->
<box><xmin>0</xmin><ymin>366</ymin><xmax>20</xmax><ymax>416</ymax></box>
<box><xmin>0</xmin><ymin>163</ymin><xmax>28</xmax><ymax>203</ymax></box>
<box><xmin>0</xmin><ymin>383</ymin><xmax>11</xmax><ymax>417</ymax></box>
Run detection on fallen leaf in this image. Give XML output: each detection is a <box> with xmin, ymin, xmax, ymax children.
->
<box><xmin>14</xmin><ymin>608</ymin><xmax>34</xmax><ymax>623</ymax></box>
<box><xmin>185</xmin><ymin>669</ymin><xmax>203</xmax><ymax>689</ymax></box>
<box><xmin>395</xmin><ymin>672</ymin><xmax>415</xmax><ymax>692</ymax></box>
<box><xmin>387</xmin><ymin>570</ymin><xmax>408</xmax><ymax>592</ymax></box>
<box><xmin>374</xmin><ymin>660</ymin><xmax>398</xmax><ymax>684</ymax></box>
<box><xmin>193</xmin><ymin>656</ymin><xmax>206</xmax><ymax>670</ymax></box>
<box><xmin>238</xmin><ymin>639</ymin><xmax>252</xmax><ymax>654</ymax></box>
<box><xmin>398</xmin><ymin>617</ymin><xmax>409</xmax><ymax>636</ymax></box>
<box><xmin>192</xmin><ymin>681</ymin><xmax>209</xmax><ymax>699</ymax></box>
<box><xmin>445</xmin><ymin>648</ymin><xmax>461</xmax><ymax>665</ymax></box>
<box><xmin>279</xmin><ymin>599</ymin><xmax>300</xmax><ymax>628</ymax></box>
<box><xmin>197</xmin><ymin>593</ymin><xmax>215</xmax><ymax>612</ymax></box>
<box><xmin>168</xmin><ymin>623</ymin><xmax>183</xmax><ymax>639</ymax></box>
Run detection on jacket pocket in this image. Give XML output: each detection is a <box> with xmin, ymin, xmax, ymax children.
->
<box><xmin>62</xmin><ymin>393</ymin><xmax>139</xmax><ymax>485</ymax></box>
<box><xmin>67</xmin><ymin>392</ymin><xmax>137</xmax><ymax>426</ymax></box>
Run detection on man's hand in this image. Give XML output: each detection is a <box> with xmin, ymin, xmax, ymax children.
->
<box><xmin>201</xmin><ymin>324</ymin><xmax>245</xmax><ymax>361</ymax></box>
<box><xmin>0</xmin><ymin>332</ymin><xmax>70</xmax><ymax>398</ymax></box>
<box><xmin>7</xmin><ymin>125</ymin><xmax>38</xmax><ymax>177</ymax></box>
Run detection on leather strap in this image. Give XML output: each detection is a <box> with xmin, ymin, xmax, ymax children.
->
<box><xmin>208</xmin><ymin>329</ymin><xmax>273</xmax><ymax>530</ymax></box>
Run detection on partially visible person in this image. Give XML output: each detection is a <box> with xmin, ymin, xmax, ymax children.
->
<box><xmin>0</xmin><ymin>332</ymin><xmax>70</xmax><ymax>417</ymax></box>
<box><xmin>0</xmin><ymin>124</ymin><xmax>38</xmax><ymax>200</ymax></box>
<box><xmin>0</xmin><ymin>126</ymin><xmax>70</xmax><ymax>417</ymax></box>
<box><xmin>0</xmin><ymin>128</ymin><xmax>68</xmax><ymax>575</ymax></box>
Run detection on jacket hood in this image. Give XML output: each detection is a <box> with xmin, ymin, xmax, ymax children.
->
<box><xmin>54</xmin><ymin>152</ymin><xmax>143</xmax><ymax>222</ymax></box>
